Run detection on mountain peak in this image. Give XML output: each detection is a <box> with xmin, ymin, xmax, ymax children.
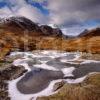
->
<box><xmin>0</xmin><ymin>16</ymin><xmax>40</xmax><ymax>31</ymax></box>
<box><xmin>0</xmin><ymin>16</ymin><xmax>64</xmax><ymax>37</ymax></box>
<box><xmin>78</xmin><ymin>27</ymin><xmax>100</xmax><ymax>37</ymax></box>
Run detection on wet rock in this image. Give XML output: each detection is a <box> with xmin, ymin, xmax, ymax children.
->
<box><xmin>0</xmin><ymin>65</ymin><xmax>27</xmax><ymax>80</ymax></box>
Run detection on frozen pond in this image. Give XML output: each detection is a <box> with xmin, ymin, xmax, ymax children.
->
<box><xmin>8</xmin><ymin>50</ymin><xmax>100</xmax><ymax>100</ymax></box>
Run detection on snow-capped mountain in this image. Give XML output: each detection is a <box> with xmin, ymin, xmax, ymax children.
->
<box><xmin>0</xmin><ymin>16</ymin><xmax>63</xmax><ymax>37</ymax></box>
<box><xmin>0</xmin><ymin>16</ymin><xmax>40</xmax><ymax>31</ymax></box>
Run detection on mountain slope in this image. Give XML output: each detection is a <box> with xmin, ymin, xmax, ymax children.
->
<box><xmin>0</xmin><ymin>16</ymin><xmax>40</xmax><ymax>31</ymax></box>
<box><xmin>0</xmin><ymin>16</ymin><xmax>63</xmax><ymax>37</ymax></box>
<box><xmin>78</xmin><ymin>28</ymin><xmax>100</xmax><ymax>37</ymax></box>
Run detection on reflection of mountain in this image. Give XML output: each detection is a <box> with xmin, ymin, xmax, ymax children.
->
<box><xmin>0</xmin><ymin>16</ymin><xmax>100</xmax><ymax>59</ymax></box>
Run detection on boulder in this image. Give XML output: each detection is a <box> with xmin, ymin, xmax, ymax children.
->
<box><xmin>0</xmin><ymin>64</ymin><xmax>27</xmax><ymax>100</ymax></box>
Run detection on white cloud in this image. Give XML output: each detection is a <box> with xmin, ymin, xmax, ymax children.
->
<box><xmin>0</xmin><ymin>6</ymin><xmax>14</xmax><ymax>18</ymax></box>
<box><xmin>45</xmin><ymin>0</ymin><xmax>100</xmax><ymax>35</ymax></box>
<box><xmin>0</xmin><ymin>0</ymin><xmax>48</xmax><ymax>24</ymax></box>
<box><xmin>62</xmin><ymin>24</ymin><xmax>100</xmax><ymax>36</ymax></box>
<box><xmin>0</xmin><ymin>0</ymin><xmax>100</xmax><ymax>35</ymax></box>
<box><xmin>17</xmin><ymin>5</ymin><xmax>48</xmax><ymax>23</ymax></box>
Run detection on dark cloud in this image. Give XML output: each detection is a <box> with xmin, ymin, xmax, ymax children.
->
<box><xmin>47</xmin><ymin>0</ymin><xmax>100</xmax><ymax>27</ymax></box>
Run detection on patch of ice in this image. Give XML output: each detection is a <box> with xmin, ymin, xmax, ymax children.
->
<box><xmin>8</xmin><ymin>51</ymin><xmax>91</xmax><ymax>100</ymax></box>
<box><xmin>81</xmin><ymin>60</ymin><xmax>100</xmax><ymax>64</ymax></box>
<box><xmin>73</xmin><ymin>52</ymin><xmax>81</xmax><ymax>60</ymax></box>
<box><xmin>60</xmin><ymin>53</ymin><xmax>81</xmax><ymax>63</ymax></box>
<box><xmin>40</xmin><ymin>50</ymin><xmax>69</xmax><ymax>58</ymax></box>
<box><xmin>13</xmin><ymin>59</ymin><xmax>31</xmax><ymax>71</ymax></box>
<box><xmin>34</xmin><ymin>63</ymin><xmax>58</xmax><ymax>71</ymax></box>
<box><xmin>10</xmin><ymin>51</ymin><xmax>80</xmax><ymax>62</ymax></box>
<box><xmin>10</xmin><ymin>52</ymin><xmax>28</xmax><ymax>56</ymax></box>
<box><xmin>10</xmin><ymin>51</ymin><xmax>39</xmax><ymax>58</ymax></box>
<box><xmin>60</xmin><ymin>59</ymin><xmax>67</xmax><ymax>63</ymax></box>
<box><xmin>66</xmin><ymin>76</ymin><xmax>87</xmax><ymax>84</ymax></box>
<box><xmin>61</xmin><ymin>67</ymin><xmax>75</xmax><ymax>77</ymax></box>
<box><xmin>66</xmin><ymin>61</ymin><xmax>82</xmax><ymax>65</ymax></box>
<box><xmin>42</xmin><ymin>51</ymin><xmax>50</xmax><ymax>54</ymax></box>
<box><xmin>8</xmin><ymin>76</ymin><xmax>62</xmax><ymax>100</ymax></box>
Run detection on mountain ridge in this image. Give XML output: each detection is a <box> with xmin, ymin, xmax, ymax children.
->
<box><xmin>78</xmin><ymin>28</ymin><xmax>100</xmax><ymax>37</ymax></box>
<box><xmin>0</xmin><ymin>16</ymin><xmax>64</xmax><ymax>37</ymax></box>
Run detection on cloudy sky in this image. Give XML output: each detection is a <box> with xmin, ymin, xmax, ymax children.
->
<box><xmin>0</xmin><ymin>0</ymin><xmax>100</xmax><ymax>35</ymax></box>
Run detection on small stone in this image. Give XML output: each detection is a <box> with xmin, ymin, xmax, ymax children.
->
<box><xmin>53</xmin><ymin>81</ymin><xmax>65</xmax><ymax>91</ymax></box>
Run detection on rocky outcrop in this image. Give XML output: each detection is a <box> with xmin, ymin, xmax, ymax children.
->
<box><xmin>40</xmin><ymin>25</ymin><xmax>63</xmax><ymax>37</ymax></box>
<box><xmin>53</xmin><ymin>81</ymin><xmax>65</xmax><ymax>92</ymax></box>
<box><xmin>40</xmin><ymin>25</ymin><xmax>53</xmax><ymax>36</ymax></box>
<box><xmin>0</xmin><ymin>63</ymin><xmax>27</xmax><ymax>100</ymax></box>
<box><xmin>0</xmin><ymin>65</ymin><xmax>26</xmax><ymax>80</ymax></box>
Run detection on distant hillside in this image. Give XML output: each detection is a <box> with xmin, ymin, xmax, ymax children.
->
<box><xmin>78</xmin><ymin>28</ymin><xmax>100</xmax><ymax>37</ymax></box>
<box><xmin>0</xmin><ymin>16</ymin><xmax>100</xmax><ymax>60</ymax></box>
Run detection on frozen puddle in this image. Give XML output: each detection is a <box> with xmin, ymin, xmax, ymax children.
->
<box><xmin>8</xmin><ymin>50</ymin><xmax>100</xmax><ymax>100</ymax></box>
<box><xmin>8</xmin><ymin>77</ymin><xmax>62</xmax><ymax>100</ymax></box>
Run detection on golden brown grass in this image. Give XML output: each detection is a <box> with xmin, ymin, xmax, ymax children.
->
<box><xmin>0</xmin><ymin>30</ymin><xmax>100</xmax><ymax>54</ymax></box>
